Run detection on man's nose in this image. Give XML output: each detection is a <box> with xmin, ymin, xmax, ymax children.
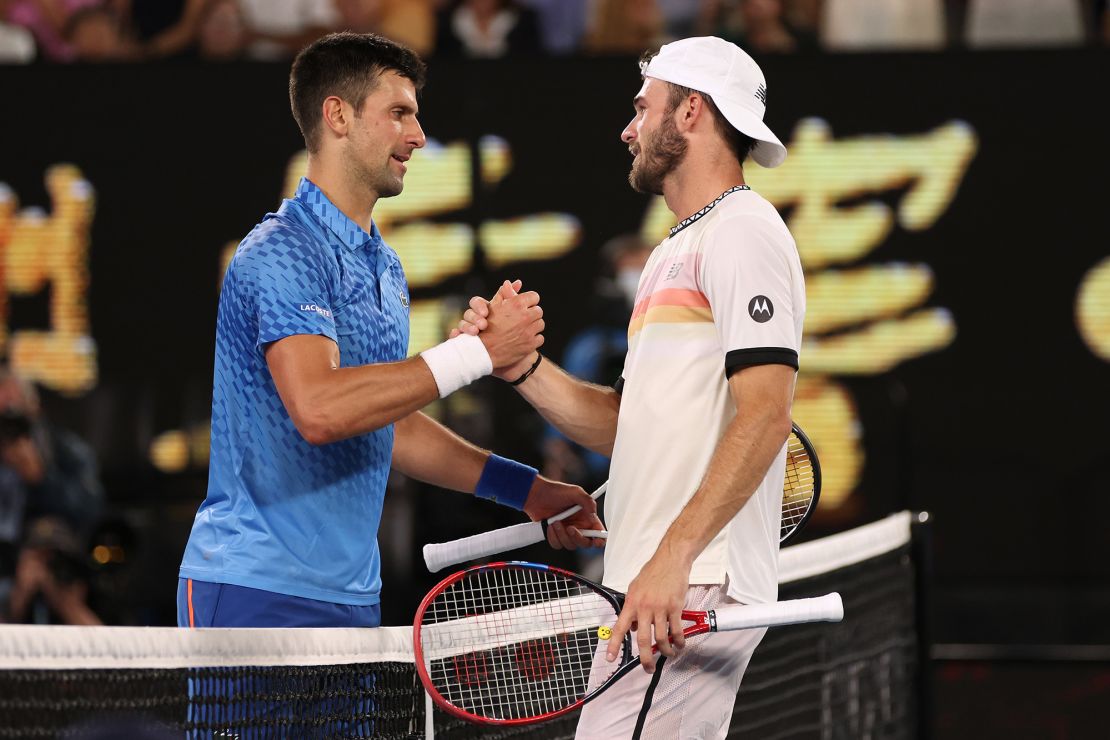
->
<box><xmin>409</xmin><ymin>118</ymin><xmax>427</xmax><ymax>149</ymax></box>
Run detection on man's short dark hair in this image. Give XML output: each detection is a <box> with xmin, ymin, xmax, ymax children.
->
<box><xmin>290</xmin><ymin>32</ymin><xmax>427</xmax><ymax>153</ymax></box>
<box><xmin>638</xmin><ymin>50</ymin><xmax>756</xmax><ymax>166</ymax></box>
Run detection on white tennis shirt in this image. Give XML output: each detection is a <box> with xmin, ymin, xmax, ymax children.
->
<box><xmin>604</xmin><ymin>187</ymin><xmax>806</xmax><ymax>605</ymax></box>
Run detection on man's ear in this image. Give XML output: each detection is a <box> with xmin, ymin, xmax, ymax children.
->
<box><xmin>321</xmin><ymin>96</ymin><xmax>349</xmax><ymax>140</ymax></box>
<box><xmin>676</xmin><ymin>93</ymin><xmax>704</xmax><ymax>133</ymax></box>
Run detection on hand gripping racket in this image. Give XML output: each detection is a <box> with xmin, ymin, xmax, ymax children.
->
<box><xmin>423</xmin><ymin>422</ymin><xmax>822</xmax><ymax>572</ymax></box>
<box><xmin>413</xmin><ymin>561</ymin><xmax>843</xmax><ymax>726</ymax></box>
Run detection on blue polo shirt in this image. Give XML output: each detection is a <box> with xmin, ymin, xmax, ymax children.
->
<box><xmin>180</xmin><ymin>178</ymin><xmax>410</xmax><ymax>606</ymax></box>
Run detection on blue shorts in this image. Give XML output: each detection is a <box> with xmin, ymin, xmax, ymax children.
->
<box><xmin>177</xmin><ymin>578</ymin><xmax>381</xmax><ymax>628</ymax></box>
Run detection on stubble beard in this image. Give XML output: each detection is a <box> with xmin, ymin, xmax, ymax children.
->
<box><xmin>628</xmin><ymin>113</ymin><xmax>688</xmax><ymax>195</ymax></box>
<box><xmin>346</xmin><ymin>128</ymin><xmax>405</xmax><ymax>199</ymax></box>
<box><xmin>352</xmin><ymin>157</ymin><xmax>403</xmax><ymax>199</ymax></box>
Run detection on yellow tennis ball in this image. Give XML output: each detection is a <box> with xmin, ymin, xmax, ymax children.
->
<box><xmin>598</xmin><ymin>626</ymin><xmax>612</xmax><ymax>640</ymax></box>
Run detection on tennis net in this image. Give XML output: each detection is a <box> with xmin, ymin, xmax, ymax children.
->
<box><xmin>0</xmin><ymin>511</ymin><xmax>925</xmax><ymax>739</ymax></box>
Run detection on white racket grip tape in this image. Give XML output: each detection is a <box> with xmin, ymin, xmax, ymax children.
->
<box><xmin>713</xmin><ymin>593</ymin><xmax>844</xmax><ymax>632</ymax></box>
<box><xmin>423</xmin><ymin>521</ymin><xmax>546</xmax><ymax>572</ymax></box>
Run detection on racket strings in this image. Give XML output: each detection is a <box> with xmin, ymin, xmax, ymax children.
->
<box><xmin>781</xmin><ymin>432</ymin><xmax>816</xmax><ymax>538</ymax></box>
<box><xmin>420</xmin><ymin>566</ymin><xmax>621</xmax><ymax>720</ymax></box>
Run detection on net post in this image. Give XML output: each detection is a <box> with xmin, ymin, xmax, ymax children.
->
<box><xmin>911</xmin><ymin>510</ymin><xmax>935</xmax><ymax>740</ymax></box>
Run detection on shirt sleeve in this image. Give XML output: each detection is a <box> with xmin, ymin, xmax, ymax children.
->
<box><xmin>234</xmin><ymin>232</ymin><xmax>340</xmax><ymax>349</ymax></box>
<box><xmin>699</xmin><ymin>216</ymin><xmax>800</xmax><ymax>376</ymax></box>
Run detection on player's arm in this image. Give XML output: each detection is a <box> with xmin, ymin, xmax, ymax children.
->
<box><xmin>506</xmin><ymin>352</ymin><xmax>622</xmax><ymax>456</ymax></box>
<box><xmin>454</xmin><ymin>287</ymin><xmax>623</xmax><ymax>456</ymax></box>
<box><xmin>265</xmin><ymin>336</ymin><xmax>437</xmax><ymax>445</ymax></box>
<box><xmin>265</xmin><ymin>280</ymin><xmax>543</xmax><ymax>445</ymax></box>
<box><xmin>608</xmin><ymin>364</ymin><xmax>794</xmax><ymax>671</ymax></box>
<box><xmin>390</xmin><ymin>410</ymin><xmax>603</xmax><ymax>546</ymax></box>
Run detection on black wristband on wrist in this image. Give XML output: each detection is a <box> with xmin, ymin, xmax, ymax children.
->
<box><xmin>508</xmin><ymin>353</ymin><xmax>543</xmax><ymax>386</ymax></box>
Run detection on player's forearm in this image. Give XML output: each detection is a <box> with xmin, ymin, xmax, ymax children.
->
<box><xmin>513</xmin><ymin>357</ymin><xmax>621</xmax><ymax>456</ymax></box>
<box><xmin>391</xmin><ymin>411</ymin><xmax>488</xmax><ymax>492</ymax></box>
<box><xmin>284</xmin><ymin>356</ymin><xmax>441</xmax><ymax>444</ymax></box>
<box><xmin>656</xmin><ymin>403</ymin><xmax>793</xmax><ymax>567</ymax></box>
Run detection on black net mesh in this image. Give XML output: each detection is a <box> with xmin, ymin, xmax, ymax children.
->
<box><xmin>0</xmin><ymin>663</ymin><xmax>424</xmax><ymax>739</ymax></box>
<box><xmin>730</xmin><ymin>543</ymin><xmax>918</xmax><ymax>740</ymax></box>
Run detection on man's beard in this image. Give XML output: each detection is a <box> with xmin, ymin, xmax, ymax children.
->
<box><xmin>628</xmin><ymin>113</ymin><xmax>688</xmax><ymax>195</ymax></box>
<box><xmin>353</xmin><ymin>158</ymin><xmax>403</xmax><ymax>199</ymax></box>
<box><xmin>345</xmin><ymin>134</ymin><xmax>405</xmax><ymax>199</ymax></box>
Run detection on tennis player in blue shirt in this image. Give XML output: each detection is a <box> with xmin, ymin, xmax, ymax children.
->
<box><xmin>178</xmin><ymin>32</ymin><xmax>602</xmax><ymax>629</ymax></box>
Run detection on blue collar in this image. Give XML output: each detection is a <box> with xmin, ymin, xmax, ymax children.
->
<box><xmin>294</xmin><ymin>177</ymin><xmax>379</xmax><ymax>251</ymax></box>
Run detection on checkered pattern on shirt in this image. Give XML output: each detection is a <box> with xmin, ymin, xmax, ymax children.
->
<box><xmin>180</xmin><ymin>178</ymin><xmax>410</xmax><ymax>605</ymax></box>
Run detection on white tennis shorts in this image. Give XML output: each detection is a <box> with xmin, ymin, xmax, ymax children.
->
<box><xmin>576</xmin><ymin>584</ymin><xmax>766</xmax><ymax>740</ymax></box>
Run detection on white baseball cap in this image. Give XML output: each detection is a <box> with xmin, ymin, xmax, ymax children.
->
<box><xmin>642</xmin><ymin>36</ymin><xmax>787</xmax><ymax>168</ymax></box>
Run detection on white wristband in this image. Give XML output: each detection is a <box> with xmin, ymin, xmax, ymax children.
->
<box><xmin>420</xmin><ymin>334</ymin><xmax>493</xmax><ymax>398</ymax></box>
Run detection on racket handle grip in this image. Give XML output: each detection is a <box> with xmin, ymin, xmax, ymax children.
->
<box><xmin>713</xmin><ymin>593</ymin><xmax>844</xmax><ymax>632</ymax></box>
<box><xmin>423</xmin><ymin>521</ymin><xmax>545</xmax><ymax>572</ymax></box>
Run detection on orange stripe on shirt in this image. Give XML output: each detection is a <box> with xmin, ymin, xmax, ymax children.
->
<box><xmin>631</xmin><ymin>288</ymin><xmax>709</xmax><ymax>319</ymax></box>
<box><xmin>628</xmin><ymin>305</ymin><xmax>714</xmax><ymax>338</ymax></box>
<box><xmin>187</xmin><ymin>578</ymin><xmax>195</xmax><ymax>628</ymax></box>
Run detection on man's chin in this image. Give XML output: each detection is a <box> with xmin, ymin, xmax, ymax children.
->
<box><xmin>628</xmin><ymin>169</ymin><xmax>662</xmax><ymax>196</ymax></box>
<box><xmin>378</xmin><ymin>177</ymin><xmax>404</xmax><ymax>199</ymax></box>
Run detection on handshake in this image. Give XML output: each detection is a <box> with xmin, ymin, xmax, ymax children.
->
<box><xmin>451</xmin><ymin>279</ymin><xmax>545</xmax><ymax>383</ymax></box>
<box><xmin>421</xmin><ymin>280</ymin><xmax>545</xmax><ymax>398</ymax></box>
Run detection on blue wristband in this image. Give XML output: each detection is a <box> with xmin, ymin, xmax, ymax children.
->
<box><xmin>475</xmin><ymin>454</ymin><xmax>537</xmax><ymax>511</ymax></box>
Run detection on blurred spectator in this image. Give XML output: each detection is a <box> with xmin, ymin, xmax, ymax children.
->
<box><xmin>540</xmin><ymin>234</ymin><xmax>653</xmax><ymax>491</ymax></box>
<box><xmin>518</xmin><ymin>0</ymin><xmax>588</xmax><ymax>54</ymax></box>
<box><xmin>822</xmin><ymin>0</ymin><xmax>947</xmax><ymax>51</ymax></box>
<box><xmin>117</xmin><ymin>0</ymin><xmax>209</xmax><ymax>59</ymax></box>
<box><xmin>783</xmin><ymin>0</ymin><xmax>820</xmax><ymax>47</ymax></box>
<box><xmin>194</xmin><ymin>0</ymin><xmax>247</xmax><ymax>61</ymax></box>
<box><xmin>334</xmin><ymin>0</ymin><xmax>436</xmax><ymax>56</ymax></box>
<box><xmin>0</xmin><ymin>464</ymin><xmax>21</xmax><ymax>618</ymax></box>
<box><xmin>965</xmin><ymin>0</ymin><xmax>1085</xmax><ymax>48</ymax></box>
<box><xmin>656</xmin><ymin>0</ymin><xmax>704</xmax><ymax>38</ymax></box>
<box><xmin>1101</xmin><ymin>0</ymin><xmax>1110</xmax><ymax>44</ymax></box>
<box><xmin>63</xmin><ymin>5</ymin><xmax>136</xmax><ymax>60</ymax></box>
<box><xmin>0</xmin><ymin>370</ymin><xmax>103</xmax><ymax>536</ymax></box>
<box><xmin>238</xmin><ymin>0</ymin><xmax>339</xmax><ymax>60</ymax></box>
<box><xmin>584</xmin><ymin>0</ymin><xmax>662</xmax><ymax>55</ymax></box>
<box><xmin>0</xmin><ymin>0</ymin><xmax>36</xmax><ymax>61</ymax></box>
<box><xmin>5</xmin><ymin>0</ymin><xmax>100</xmax><ymax>61</ymax></box>
<box><xmin>0</xmin><ymin>367</ymin><xmax>104</xmax><ymax>624</ymax></box>
<box><xmin>0</xmin><ymin>21</ymin><xmax>35</xmax><ymax>61</ymax></box>
<box><xmin>7</xmin><ymin>516</ymin><xmax>101</xmax><ymax>624</ymax></box>
<box><xmin>711</xmin><ymin>0</ymin><xmax>814</xmax><ymax>54</ymax></box>
<box><xmin>435</xmin><ymin>0</ymin><xmax>543</xmax><ymax>57</ymax></box>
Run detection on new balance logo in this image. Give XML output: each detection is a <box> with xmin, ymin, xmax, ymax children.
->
<box><xmin>664</xmin><ymin>262</ymin><xmax>683</xmax><ymax>280</ymax></box>
<box><xmin>755</xmin><ymin>84</ymin><xmax>767</xmax><ymax>106</ymax></box>
<box><xmin>748</xmin><ymin>295</ymin><xmax>774</xmax><ymax>322</ymax></box>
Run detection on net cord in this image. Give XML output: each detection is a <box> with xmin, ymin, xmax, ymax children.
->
<box><xmin>779</xmin><ymin>511</ymin><xmax>911</xmax><ymax>584</ymax></box>
<box><xmin>0</xmin><ymin>624</ymin><xmax>414</xmax><ymax>670</ymax></box>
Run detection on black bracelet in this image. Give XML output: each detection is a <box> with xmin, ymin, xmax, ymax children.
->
<box><xmin>508</xmin><ymin>353</ymin><xmax>543</xmax><ymax>386</ymax></box>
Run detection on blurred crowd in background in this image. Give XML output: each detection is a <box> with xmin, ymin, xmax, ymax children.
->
<box><xmin>0</xmin><ymin>0</ymin><xmax>1107</xmax><ymax>64</ymax></box>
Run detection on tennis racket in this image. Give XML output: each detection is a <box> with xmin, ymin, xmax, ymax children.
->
<box><xmin>414</xmin><ymin>561</ymin><xmax>843</xmax><ymax>726</ymax></box>
<box><xmin>422</xmin><ymin>422</ymin><xmax>821</xmax><ymax>572</ymax></box>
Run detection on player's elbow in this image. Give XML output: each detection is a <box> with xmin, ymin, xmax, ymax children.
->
<box><xmin>768</xmin><ymin>410</ymin><xmax>793</xmax><ymax>446</ymax></box>
<box><xmin>748</xmin><ymin>401</ymin><xmax>793</xmax><ymax>447</ymax></box>
<box><xmin>298</xmin><ymin>423</ymin><xmax>335</xmax><ymax>446</ymax></box>
<box><xmin>291</xmin><ymin>404</ymin><xmax>343</xmax><ymax>446</ymax></box>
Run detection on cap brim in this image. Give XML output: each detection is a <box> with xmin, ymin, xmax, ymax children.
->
<box><xmin>714</xmin><ymin>100</ymin><xmax>787</xmax><ymax>168</ymax></box>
